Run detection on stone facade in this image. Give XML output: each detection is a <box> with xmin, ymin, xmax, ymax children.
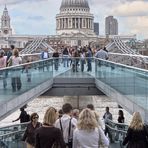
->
<box><xmin>0</xmin><ymin>6</ymin><xmax>12</xmax><ymax>37</ymax></box>
<box><xmin>56</xmin><ymin>0</ymin><xmax>97</xmax><ymax>46</ymax></box>
<box><xmin>56</xmin><ymin>0</ymin><xmax>94</xmax><ymax>35</ymax></box>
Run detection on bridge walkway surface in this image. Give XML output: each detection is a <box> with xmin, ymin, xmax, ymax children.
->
<box><xmin>0</xmin><ymin>57</ymin><xmax>148</xmax><ymax>122</ymax></box>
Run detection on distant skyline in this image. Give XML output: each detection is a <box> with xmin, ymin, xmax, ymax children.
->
<box><xmin>0</xmin><ymin>0</ymin><xmax>148</xmax><ymax>39</ymax></box>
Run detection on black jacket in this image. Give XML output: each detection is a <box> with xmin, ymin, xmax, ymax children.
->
<box><xmin>35</xmin><ymin>126</ymin><xmax>66</xmax><ymax>148</ymax></box>
<box><xmin>123</xmin><ymin>126</ymin><xmax>148</xmax><ymax>148</ymax></box>
<box><xmin>22</xmin><ymin>122</ymin><xmax>41</xmax><ymax>146</ymax></box>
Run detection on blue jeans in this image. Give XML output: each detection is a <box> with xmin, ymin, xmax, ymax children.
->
<box><xmin>63</xmin><ymin>55</ymin><xmax>69</xmax><ymax>67</ymax></box>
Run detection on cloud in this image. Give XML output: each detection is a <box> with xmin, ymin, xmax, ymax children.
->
<box><xmin>0</xmin><ymin>0</ymin><xmax>148</xmax><ymax>38</ymax></box>
<box><xmin>111</xmin><ymin>1</ymin><xmax>148</xmax><ymax>17</ymax></box>
<box><xmin>0</xmin><ymin>0</ymin><xmax>47</xmax><ymax>5</ymax></box>
<box><xmin>125</xmin><ymin>16</ymin><xmax>148</xmax><ymax>38</ymax></box>
<box><xmin>27</xmin><ymin>16</ymin><xmax>45</xmax><ymax>21</ymax></box>
<box><xmin>89</xmin><ymin>0</ymin><xmax>148</xmax><ymax>38</ymax></box>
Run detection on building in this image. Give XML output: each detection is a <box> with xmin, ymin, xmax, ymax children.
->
<box><xmin>0</xmin><ymin>1</ymin><xmax>98</xmax><ymax>49</ymax></box>
<box><xmin>0</xmin><ymin>6</ymin><xmax>32</xmax><ymax>49</ymax></box>
<box><xmin>0</xmin><ymin>2</ymin><xmax>135</xmax><ymax>51</ymax></box>
<box><xmin>56</xmin><ymin>0</ymin><xmax>97</xmax><ymax>46</ymax></box>
<box><xmin>94</xmin><ymin>22</ymin><xmax>99</xmax><ymax>36</ymax></box>
<box><xmin>56</xmin><ymin>0</ymin><xmax>94</xmax><ymax>35</ymax></box>
<box><xmin>0</xmin><ymin>5</ymin><xmax>12</xmax><ymax>37</ymax></box>
<box><xmin>105</xmin><ymin>16</ymin><xmax>118</xmax><ymax>35</ymax></box>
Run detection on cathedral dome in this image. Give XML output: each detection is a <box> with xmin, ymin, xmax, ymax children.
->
<box><xmin>60</xmin><ymin>0</ymin><xmax>89</xmax><ymax>9</ymax></box>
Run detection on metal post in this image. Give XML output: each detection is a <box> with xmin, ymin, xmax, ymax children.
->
<box><xmin>77</xmin><ymin>96</ymin><xmax>79</xmax><ymax>109</ymax></box>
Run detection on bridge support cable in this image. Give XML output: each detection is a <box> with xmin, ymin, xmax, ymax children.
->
<box><xmin>20</xmin><ymin>38</ymin><xmax>54</xmax><ymax>54</ymax></box>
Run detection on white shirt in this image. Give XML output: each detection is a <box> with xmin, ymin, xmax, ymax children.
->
<box><xmin>95</xmin><ymin>49</ymin><xmax>108</xmax><ymax>60</ymax></box>
<box><xmin>55</xmin><ymin>114</ymin><xmax>77</xmax><ymax>143</ymax></box>
<box><xmin>73</xmin><ymin>127</ymin><xmax>109</xmax><ymax>148</ymax></box>
<box><xmin>12</xmin><ymin>56</ymin><xmax>22</xmax><ymax>66</ymax></box>
<box><xmin>43</xmin><ymin>52</ymin><xmax>48</xmax><ymax>59</ymax></box>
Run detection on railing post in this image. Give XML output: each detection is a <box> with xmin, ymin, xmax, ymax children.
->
<box><xmin>77</xmin><ymin>96</ymin><xmax>79</xmax><ymax>109</ymax></box>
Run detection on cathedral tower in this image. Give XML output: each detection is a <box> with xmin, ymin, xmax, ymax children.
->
<box><xmin>1</xmin><ymin>5</ymin><xmax>12</xmax><ymax>36</ymax></box>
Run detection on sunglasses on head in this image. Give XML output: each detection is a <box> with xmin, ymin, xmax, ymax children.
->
<box><xmin>33</xmin><ymin>116</ymin><xmax>39</xmax><ymax>119</ymax></box>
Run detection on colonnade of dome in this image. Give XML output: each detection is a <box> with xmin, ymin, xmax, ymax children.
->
<box><xmin>56</xmin><ymin>0</ymin><xmax>94</xmax><ymax>35</ymax></box>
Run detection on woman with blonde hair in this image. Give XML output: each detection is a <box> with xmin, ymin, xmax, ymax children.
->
<box><xmin>73</xmin><ymin>108</ymin><xmax>109</xmax><ymax>148</ymax></box>
<box><xmin>35</xmin><ymin>107</ymin><xmax>66</xmax><ymax>148</ymax></box>
<box><xmin>123</xmin><ymin>112</ymin><xmax>148</xmax><ymax>148</ymax></box>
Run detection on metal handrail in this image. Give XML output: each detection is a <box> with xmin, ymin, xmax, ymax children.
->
<box><xmin>0</xmin><ymin>122</ymin><xmax>29</xmax><ymax>130</ymax></box>
<box><xmin>0</xmin><ymin>130</ymin><xmax>25</xmax><ymax>139</ymax></box>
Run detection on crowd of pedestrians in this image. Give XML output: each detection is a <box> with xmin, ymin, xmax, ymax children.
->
<box><xmin>1</xmin><ymin>45</ymin><xmax>148</xmax><ymax>148</ymax></box>
<box><xmin>5</xmin><ymin>100</ymin><xmax>148</xmax><ymax>148</ymax></box>
<box><xmin>0</xmin><ymin>45</ymin><xmax>22</xmax><ymax>92</ymax></box>
<box><xmin>19</xmin><ymin>103</ymin><xmax>111</xmax><ymax>148</ymax></box>
<box><xmin>0</xmin><ymin>44</ymin><xmax>110</xmax><ymax>94</ymax></box>
<box><xmin>51</xmin><ymin>45</ymin><xmax>109</xmax><ymax>72</ymax></box>
<box><xmin>18</xmin><ymin>103</ymin><xmax>143</xmax><ymax>148</ymax></box>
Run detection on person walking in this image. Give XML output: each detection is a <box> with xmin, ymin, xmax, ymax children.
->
<box><xmin>73</xmin><ymin>108</ymin><xmax>109</xmax><ymax>148</ymax></box>
<box><xmin>8</xmin><ymin>48</ymin><xmax>22</xmax><ymax>92</ymax></box>
<box><xmin>41</xmin><ymin>48</ymin><xmax>49</xmax><ymax>71</ymax></box>
<box><xmin>118</xmin><ymin>110</ymin><xmax>125</xmax><ymax>123</ymax></box>
<box><xmin>0</xmin><ymin>49</ymin><xmax>7</xmax><ymax>88</ymax></box>
<box><xmin>6</xmin><ymin>45</ymin><xmax>14</xmax><ymax>65</ymax></box>
<box><xmin>55</xmin><ymin>103</ymin><xmax>77</xmax><ymax>148</ymax></box>
<box><xmin>62</xmin><ymin>47</ymin><xmax>69</xmax><ymax>67</ymax></box>
<box><xmin>80</xmin><ymin>51</ymin><xmax>85</xmax><ymax>72</ymax></box>
<box><xmin>86</xmin><ymin>47</ymin><xmax>92</xmax><ymax>72</ymax></box>
<box><xmin>12</xmin><ymin>107</ymin><xmax>30</xmax><ymax>123</ymax></box>
<box><xmin>35</xmin><ymin>107</ymin><xmax>66</xmax><ymax>148</ymax></box>
<box><xmin>95</xmin><ymin>47</ymin><xmax>108</xmax><ymax>60</ymax></box>
<box><xmin>87</xmin><ymin>104</ymin><xmax>104</xmax><ymax>129</ymax></box>
<box><xmin>22</xmin><ymin>113</ymin><xmax>41</xmax><ymax>148</ymax></box>
<box><xmin>123</xmin><ymin>112</ymin><xmax>148</xmax><ymax>148</ymax></box>
<box><xmin>52</xmin><ymin>48</ymin><xmax>59</xmax><ymax>71</ymax></box>
<box><xmin>103</xmin><ymin>107</ymin><xmax>113</xmax><ymax>142</ymax></box>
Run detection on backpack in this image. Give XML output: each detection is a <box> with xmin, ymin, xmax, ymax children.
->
<box><xmin>6</xmin><ymin>51</ymin><xmax>12</xmax><ymax>61</ymax></box>
<box><xmin>24</xmin><ymin>114</ymin><xmax>30</xmax><ymax>122</ymax></box>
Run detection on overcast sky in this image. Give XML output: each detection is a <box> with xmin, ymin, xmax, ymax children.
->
<box><xmin>0</xmin><ymin>0</ymin><xmax>148</xmax><ymax>39</ymax></box>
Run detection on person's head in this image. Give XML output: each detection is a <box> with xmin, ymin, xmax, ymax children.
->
<box><xmin>45</xmin><ymin>48</ymin><xmax>48</xmax><ymax>52</ymax></box>
<box><xmin>0</xmin><ymin>50</ymin><xmax>5</xmax><ymax>58</ymax></box>
<box><xmin>13</xmin><ymin>48</ymin><xmax>19</xmax><ymax>57</ymax></box>
<box><xmin>119</xmin><ymin>110</ymin><xmax>124</xmax><ymax>117</ymax></box>
<box><xmin>72</xmin><ymin>109</ymin><xmax>79</xmax><ymax>119</ymax></box>
<box><xmin>30</xmin><ymin>113</ymin><xmax>39</xmax><ymax>122</ymax></box>
<box><xmin>43</xmin><ymin>107</ymin><xmax>57</xmax><ymax>125</ymax></box>
<box><xmin>58</xmin><ymin>109</ymin><xmax>63</xmax><ymax>118</ymax></box>
<box><xmin>129</xmin><ymin>112</ymin><xmax>143</xmax><ymax>130</ymax></box>
<box><xmin>103</xmin><ymin>47</ymin><xmax>106</xmax><ymax>50</ymax></box>
<box><xmin>106</xmin><ymin>107</ymin><xmax>109</xmax><ymax>112</ymax></box>
<box><xmin>10</xmin><ymin>45</ymin><xmax>15</xmax><ymax>50</ymax></box>
<box><xmin>87</xmin><ymin>104</ymin><xmax>94</xmax><ymax>110</ymax></box>
<box><xmin>20</xmin><ymin>108</ymin><xmax>24</xmax><ymax>112</ymax></box>
<box><xmin>62</xmin><ymin>103</ymin><xmax>73</xmax><ymax>115</ymax></box>
<box><xmin>77</xmin><ymin>108</ymin><xmax>98</xmax><ymax>131</ymax></box>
